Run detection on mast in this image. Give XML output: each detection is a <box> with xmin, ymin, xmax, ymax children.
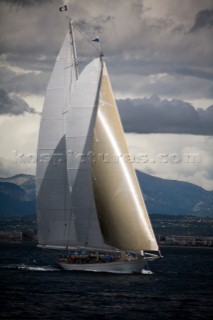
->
<box><xmin>69</xmin><ymin>18</ymin><xmax>79</xmax><ymax>80</ymax></box>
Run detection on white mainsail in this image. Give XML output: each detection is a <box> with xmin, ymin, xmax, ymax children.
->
<box><xmin>36</xmin><ymin>32</ymin><xmax>77</xmax><ymax>248</ymax></box>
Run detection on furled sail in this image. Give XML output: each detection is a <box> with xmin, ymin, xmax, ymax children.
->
<box><xmin>36</xmin><ymin>33</ymin><xmax>77</xmax><ymax>247</ymax></box>
<box><xmin>93</xmin><ymin>62</ymin><xmax>159</xmax><ymax>252</ymax></box>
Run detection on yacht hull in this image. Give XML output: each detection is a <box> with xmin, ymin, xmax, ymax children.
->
<box><xmin>58</xmin><ymin>258</ymin><xmax>147</xmax><ymax>274</ymax></box>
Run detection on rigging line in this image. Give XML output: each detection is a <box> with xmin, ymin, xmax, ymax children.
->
<box><xmin>73</xmin><ymin>24</ymin><xmax>101</xmax><ymax>53</ymax></box>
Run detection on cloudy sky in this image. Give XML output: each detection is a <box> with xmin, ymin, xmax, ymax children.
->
<box><xmin>0</xmin><ymin>0</ymin><xmax>213</xmax><ymax>190</ymax></box>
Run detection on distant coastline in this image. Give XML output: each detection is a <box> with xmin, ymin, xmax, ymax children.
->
<box><xmin>0</xmin><ymin>234</ymin><xmax>212</xmax><ymax>248</ymax></box>
<box><xmin>1</xmin><ymin>214</ymin><xmax>212</xmax><ymax>248</ymax></box>
<box><xmin>159</xmin><ymin>244</ymin><xmax>213</xmax><ymax>249</ymax></box>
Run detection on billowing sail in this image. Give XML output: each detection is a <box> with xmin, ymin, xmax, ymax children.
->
<box><xmin>36</xmin><ymin>28</ymin><xmax>158</xmax><ymax>253</ymax></box>
<box><xmin>93</xmin><ymin>62</ymin><xmax>159</xmax><ymax>251</ymax></box>
<box><xmin>66</xmin><ymin>58</ymin><xmax>112</xmax><ymax>250</ymax></box>
<box><xmin>36</xmin><ymin>33</ymin><xmax>77</xmax><ymax>247</ymax></box>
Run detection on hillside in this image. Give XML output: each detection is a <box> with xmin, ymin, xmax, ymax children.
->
<box><xmin>0</xmin><ymin>174</ymin><xmax>35</xmax><ymax>201</ymax></box>
<box><xmin>0</xmin><ymin>180</ymin><xmax>35</xmax><ymax>217</ymax></box>
<box><xmin>0</xmin><ymin>173</ymin><xmax>212</xmax><ymax>217</ymax></box>
<box><xmin>137</xmin><ymin>171</ymin><xmax>213</xmax><ymax>216</ymax></box>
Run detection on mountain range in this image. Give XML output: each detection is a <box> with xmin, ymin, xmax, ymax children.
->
<box><xmin>0</xmin><ymin>172</ymin><xmax>212</xmax><ymax>217</ymax></box>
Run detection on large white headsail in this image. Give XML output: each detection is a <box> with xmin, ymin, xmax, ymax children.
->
<box><xmin>36</xmin><ymin>32</ymin><xmax>77</xmax><ymax>248</ymax></box>
<box><xmin>66</xmin><ymin>58</ymin><xmax>112</xmax><ymax>250</ymax></box>
<box><xmin>93</xmin><ymin>62</ymin><xmax>159</xmax><ymax>252</ymax></box>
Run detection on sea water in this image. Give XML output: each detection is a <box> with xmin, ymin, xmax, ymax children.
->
<box><xmin>0</xmin><ymin>243</ymin><xmax>212</xmax><ymax>320</ymax></box>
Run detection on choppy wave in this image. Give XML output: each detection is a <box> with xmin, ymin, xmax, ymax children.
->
<box><xmin>2</xmin><ymin>264</ymin><xmax>60</xmax><ymax>271</ymax></box>
<box><xmin>0</xmin><ymin>245</ymin><xmax>212</xmax><ymax>320</ymax></box>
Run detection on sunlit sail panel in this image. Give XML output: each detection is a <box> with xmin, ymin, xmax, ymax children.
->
<box><xmin>36</xmin><ymin>33</ymin><xmax>77</xmax><ymax>247</ymax></box>
<box><xmin>93</xmin><ymin>63</ymin><xmax>158</xmax><ymax>251</ymax></box>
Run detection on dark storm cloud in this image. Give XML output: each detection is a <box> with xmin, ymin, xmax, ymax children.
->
<box><xmin>0</xmin><ymin>0</ymin><xmax>212</xmax><ymax>117</ymax></box>
<box><xmin>0</xmin><ymin>0</ymin><xmax>52</xmax><ymax>7</ymax></box>
<box><xmin>190</xmin><ymin>8</ymin><xmax>213</xmax><ymax>32</ymax></box>
<box><xmin>0</xmin><ymin>0</ymin><xmax>65</xmax><ymax>58</ymax></box>
<box><xmin>174</xmin><ymin>67</ymin><xmax>213</xmax><ymax>81</ymax></box>
<box><xmin>6</xmin><ymin>53</ymin><xmax>54</xmax><ymax>71</ymax></box>
<box><xmin>0</xmin><ymin>88</ymin><xmax>38</xmax><ymax>115</ymax></box>
<box><xmin>75</xmin><ymin>14</ymin><xmax>114</xmax><ymax>35</ymax></box>
<box><xmin>208</xmin><ymin>85</ymin><xmax>213</xmax><ymax>98</ymax></box>
<box><xmin>0</xmin><ymin>66</ymin><xmax>50</xmax><ymax>95</ymax></box>
<box><xmin>108</xmin><ymin>58</ymin><xmax>213</xmax><ymax>82</ymax></box>
<box><xmin>117</xmin><ymin>96</ymin><xmax>213</xmax><ymax>135</ymax></box>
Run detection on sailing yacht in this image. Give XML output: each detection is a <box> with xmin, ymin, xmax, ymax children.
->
<box><xmin>36</xmin><ymin>19</ymin><xmax>161</xmax><ymax>274</ymax></box>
